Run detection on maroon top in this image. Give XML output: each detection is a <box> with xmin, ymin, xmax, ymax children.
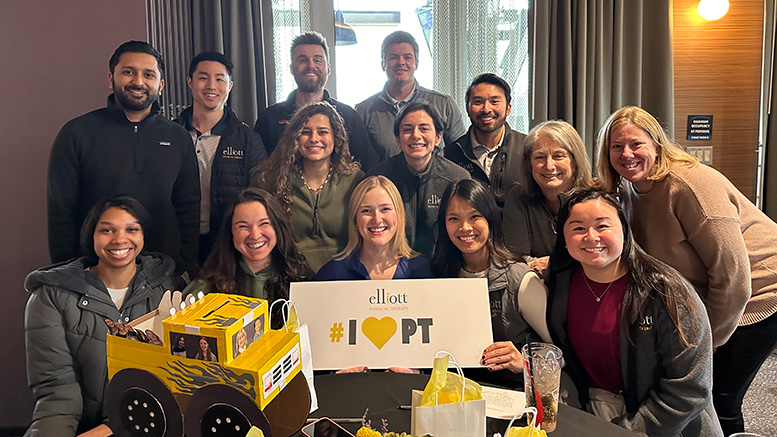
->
<box><xmin>567</xmin><ymin>266</ymin><xmax>628</xmax><ymax>394</ymax></box>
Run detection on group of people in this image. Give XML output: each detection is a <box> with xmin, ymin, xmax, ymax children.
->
<box><xmin>23</xmin><ymin>29</ymin><xmax>777</xmax><ymax>437</ymax></box>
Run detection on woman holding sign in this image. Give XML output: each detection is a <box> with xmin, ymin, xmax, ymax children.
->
<box><xmin>431</xmin><ymin>179</ymin><xmax>550</xmax><ymax>389</ymax></box>
<box><xmin>547</xmin><ymin>189</ymin><xmax>721</xmax><ymax>436</ymax></box>
<box><xmin>184</xmin><ymin>188</ymin><xmax>312</xmax><ymax>328</ymax></box>
<box><xmin>315</xmin><ymin>176</ymin><xmax>433</xmax><ymax>280</ymax></box>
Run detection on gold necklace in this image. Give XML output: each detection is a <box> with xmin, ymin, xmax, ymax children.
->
<box><xmin>582</xmin><ymin>274</ymin><xmax>615</xmax><ymax>302</ymax></box>
<box><xmin>299</xmin><ymin>167</ymin><xmax>332</xmax><ymax>193</ymax></box>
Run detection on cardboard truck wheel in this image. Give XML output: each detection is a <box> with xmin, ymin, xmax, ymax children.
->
<box><xmin>106</xmin><ymin>368</ymin><xmax>184</xmax><ymax>437</ymax></box>
<box><xmin>184</xmin><ymin>384</ymin><xmax>271</xmax><ymax>437</ymax></box>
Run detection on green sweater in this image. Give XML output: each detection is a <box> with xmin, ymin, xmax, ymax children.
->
<box><xmin>183</xmin><ymin>260</ymin><xmax>273</xmax><ymax>299</ymax></box>
<box><xmin>255</xmin><ymin>169</ymin><xmax>364</xmax><ymax>272</ymax></box>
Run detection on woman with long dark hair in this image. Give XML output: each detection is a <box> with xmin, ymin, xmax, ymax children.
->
<box><xmin>24</xmin><ymin>196</ymin><xmax>178</xmax><ymax>436</ymax></box>
<box><xmin>195</xmin><ymin>337</ymin><xmax>217</xmax><ymax>362</ymax></box>
<box><xmin>547</xmin><ymin>189</ymin><xmax>721</xmax><ymax>436</ymax></box>
<box><xmin>431</xmin><ymin>179</ymin><xmax>549</xmax><ymax>388</ymax></box>
<box><xmin>184</xmin><ymin>188</ymin><xmax>311</xmax><ymax>328</ymax></box>
<box><xmin>597</xmin><ymin>105</ymin><xmax>777</xmax><ymax>434</ymax></box>
<box><xmin>252</xmin><ymin>101</ymin><xmax>364</xmax><ymax>272</ymax></box>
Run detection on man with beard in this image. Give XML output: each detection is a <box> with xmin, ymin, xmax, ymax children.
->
<box><xmin>356</xmin><ymin>31</ymin><xmax>465</xmax><ymax>161</ymax></box>
<box><xmin>253</xmin><ymin>31</ymin><xmax>378</xmax><ymax>170</ymax></box>
<box><xmin>47</xmin><ymin>41</ymin><xmax>200</xmax><ymax>277</ymax></box>
<box><xmin>444</xmin><ymin>73</ymin><xmax>526</xmax><ymax>207</ymax></box>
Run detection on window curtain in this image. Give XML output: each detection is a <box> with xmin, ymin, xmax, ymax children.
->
<box><xmin>529</xmin><ymin>0</ymin><xmax>675</xmax><ymax>162</ymax></box>
<box><xmin>432</xmin><ymin>0</ymin><xmax>531</xmax><ymax>133</ymax></box>
<box><xmin>146</xmin><ymin>0</ymin><xmax>271</xmax><ymax>124</ymax></box>
<box><xmin>146</xmin><ymin>0</ymin><xmax>194</xmax><ymax>119</ymax></box>
<box><xmin>763</xmin><ymin>0</ymin><xmax>777</xmax><ymax>219</ymax></box>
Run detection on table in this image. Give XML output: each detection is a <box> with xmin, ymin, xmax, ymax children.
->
<box><xmin>303</xmin><ymin>372</ymin><xmax>639</xmax><ymax>436</ymax></box>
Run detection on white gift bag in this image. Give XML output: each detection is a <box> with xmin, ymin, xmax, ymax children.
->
<box><xmin>270</xmin><ymin>299</ymin><xmax>318</xmax><ymax>413</ymax></box>
<box><xmin>411</xmin><ymin>351</ymin><xmax>486</xmax><ymax>437</ymax></box>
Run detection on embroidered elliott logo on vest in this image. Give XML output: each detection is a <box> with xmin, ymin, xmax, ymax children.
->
<box><xmin>427</xmin><ymin>194</ymin><xmax>441</xmax><ymax>208</ymax></box>
<box><xmin>639</xmin><ymin>315</ymin><xmax>654</xmax><ymax>331</ymax></box>
<box><xmin>222</xmin><ymin>146</ymin><xmax>245</xmax><ymax>159</ymax></box>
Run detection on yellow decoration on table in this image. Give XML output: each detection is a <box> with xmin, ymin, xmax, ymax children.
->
<box><xmin>356</xmin><ymin>427</ymin><xmax>382</xmax><ymax>437</ymax></box>
<box><xmin>245</xmin><ymin>426</ymin><xmax>265</xmax><ymax>437</ymax></box>
<box><xmin>419</xmin><ymin>354</ymin><xmax>482</xmax><ymax>406</ymax></box>
<box><xmin>506</xmin><ymin>426</ymin><xmax>547</xmax><ymax>437</ymax></box>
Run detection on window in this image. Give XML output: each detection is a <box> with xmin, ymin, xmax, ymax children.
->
<box><xmin>270</xmin><ymin>0</ymin><xmax>529</xmax><ymax>133</ymax></box>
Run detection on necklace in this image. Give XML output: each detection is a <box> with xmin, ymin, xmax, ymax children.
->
<box><xmin>299</xmin><ymin>166</ymin><xmax>332</xmax><ymax>193</ymax></box>
<box><xmin>462</xmin><ymin>264</ymin><xmax>489</xmax><ymax>275</ymax></box>
<box><xmin>582</xmin><ymin>274</ymin><xmax>615</xmax><ymax>302</ymax></box>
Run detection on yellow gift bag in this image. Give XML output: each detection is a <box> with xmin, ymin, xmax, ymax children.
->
<box><xmin>505</xmin><ymin>406</ymin><xmax>548</xmax><ymax>437</ymax></box>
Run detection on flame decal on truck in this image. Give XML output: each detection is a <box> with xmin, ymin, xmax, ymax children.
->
<box><xmin>158</xmin><ymin>360</ymin><xmax>256</xmax><ymax>399</ymax></box>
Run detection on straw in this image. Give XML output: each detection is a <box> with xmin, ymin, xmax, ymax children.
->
<box><xmin>525</xmin><ymin>337</ymin><xmax>544</xmax><ymax>426</ymax></box>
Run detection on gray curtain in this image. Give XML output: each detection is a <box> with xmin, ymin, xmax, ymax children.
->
<box><xmin>146</xmin><ymin>0</ymin><xmax>194</xmax><ymax>119</ymax></box>
<box><xmin>146</xmin><ymin>0</ymin><xmax>271</xmax><ymax>124</ymax></box>
<box><xmin>192</xmin><ymin>0</ymin><xmax>271</xmax><ymax>124</ymax></box>
<box><xmin>529</xmin><ymin>0</ymin><xmax>675</xmax><ymax>163</ymax></box>
<box><xmin>764</xmin><ymin>0</ymin><xmax>777</xmax><ymax>219</ymax></box>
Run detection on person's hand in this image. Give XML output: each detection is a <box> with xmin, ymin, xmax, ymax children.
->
<box><xmin>335</xmin><ymin>365</ymin><xmax>369</xmax><ymax>373</ymax></box>
<box><xmin>386</xmin><ymin>366</ymin><xmax>420</xmax><ymax>374</ymax></box>
<box><xmin>77</xmin><ymin>423</ymin><xmax>112</xmax><ymax>437</ymax></box>
<box><xmin>528</xmin><ymin>256</ymin><xmax>550</xmax><ymax>282</ymax></box>
<box><xmin>482</xmin><ymin>341</ymin><xmax>524</xmax><ymax>373</ymax></box>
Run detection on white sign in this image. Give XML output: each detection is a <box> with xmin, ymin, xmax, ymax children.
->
<box><xmin>290</xmin><ymin>278</ymin><xmax>494</xmax><ymax>370</ymax></box>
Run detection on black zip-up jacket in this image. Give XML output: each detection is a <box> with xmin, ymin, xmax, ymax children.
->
<box><xmin>47</xmin><ymin>95</ymin><xmax>200</xmax><ymax>276</ymax></box>
<box><xmin>174</xmin><ymin>105</ymin><xmax>267</xmax><ymax>241</ymax></box>
<box><xmin>444</xmin><ymin>123</ymin><xmax>526</xmax><ymax>207</ymax></box>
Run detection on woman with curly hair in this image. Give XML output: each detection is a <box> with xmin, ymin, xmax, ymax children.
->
<box><xmin>184</xmin><ymin>188</ymin><xmax>312</xmax><ymax>328</ymax></box>
<box><xmin>251</xmin><ymin>101</ymin><xmax>364</xmax><ymax>271</ymax></box>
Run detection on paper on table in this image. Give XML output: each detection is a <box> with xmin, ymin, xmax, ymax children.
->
<box><xmin>481</xmin><ymin>386</ymin><xmax>526</xmax><ymax>420</ymax></box>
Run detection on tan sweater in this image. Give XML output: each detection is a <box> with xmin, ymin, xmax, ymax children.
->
<box><xmin>623</xmin><ymin>163</ymin><xmax>777</xmax><ymax>348</ymax></box>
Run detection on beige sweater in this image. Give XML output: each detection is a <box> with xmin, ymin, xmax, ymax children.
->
<box><xmin>622</xmin><ymin>163</ymin><xmax>777</xmax><ymax>348</ymax></box>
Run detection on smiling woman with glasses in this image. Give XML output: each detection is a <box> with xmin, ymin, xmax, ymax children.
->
<box><xmin>251</xmin><ymin>101</ymin><xmax>365</xmax><ymax>272</ymax></box>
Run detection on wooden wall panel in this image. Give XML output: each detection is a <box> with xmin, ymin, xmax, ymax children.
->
<box><xmin>673</xmin><ymin>0</ymin><xmax>764</xmax><ymax>200</ymax></box>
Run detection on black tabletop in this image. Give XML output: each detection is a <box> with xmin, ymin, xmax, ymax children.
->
<box><xmin>300</xmin><ymin>372</ymin><xmax>638</xmax><ymax>436</ymax></box>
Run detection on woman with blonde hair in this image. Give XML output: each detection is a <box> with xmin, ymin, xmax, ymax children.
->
<box><xmin>252</xmin><ymin>101</ymin><xmax>364</xmax><ymax>272</ymax></box>
<box><xmin>502</xmin><ymin>120</ymin><xmax>594</xmax><ymax>274</ymax></box>
<box><xmin>597</xmin><ymin>105</ymin><xmax>777</xmax><ymax>435</ymax></box>
<box><xmin>315</xmin><ymin>175</ymin><xmax>432</xmax><ymax>280</ymax></box>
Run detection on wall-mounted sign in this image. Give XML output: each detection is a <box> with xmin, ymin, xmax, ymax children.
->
<box><xmin>686</xmin><ymin>146</ymin><xmax>713</xmax><ymax>165</ymax></box>
<box><xmin>687</xmin><ymin>115</ymin><xmax>713</xmax><ymax>140</ymax></box>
